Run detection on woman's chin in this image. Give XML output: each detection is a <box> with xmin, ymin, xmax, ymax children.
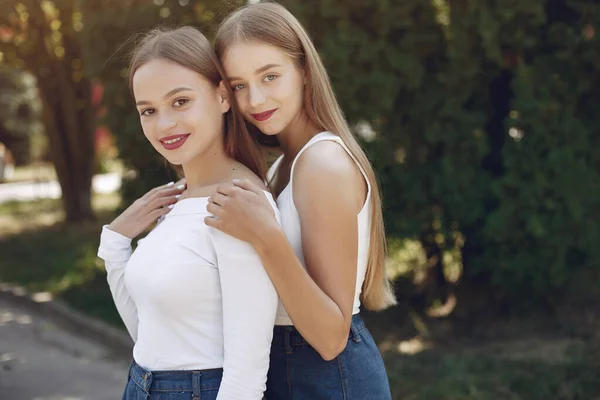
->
<box><xmin>255</xmin><ymin>123</ymin><xmax>281</xmax><ymax>136</ymax></box>
<box><xmin>162</xmin><ymin>155</ymin><xmax>185</xmax><ymax>167</ymax></box>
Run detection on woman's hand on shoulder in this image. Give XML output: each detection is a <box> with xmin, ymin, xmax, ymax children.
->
<box><xmin>108</xmin><ymin>178</ymin><xmax>186</xmax><ymax>239</ymax></box>
<box><xmin>205</xmin><ymin>179</ymin><xmax>280</xmax><ymax>248</ymax></box>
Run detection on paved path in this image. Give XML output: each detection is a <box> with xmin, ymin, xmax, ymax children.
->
<box><xmin>0</xmin><ymin>296</ymin><xmax>129</xmax><ymax>400</ymax></box>
<box><xmin>0</xmin><ymin>173</ymin><xmax>121</xmax><ymax>204</ymax></box>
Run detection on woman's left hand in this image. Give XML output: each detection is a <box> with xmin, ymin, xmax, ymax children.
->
<box><xmin>205</xmin><ymin>179</ymin><xmax>280</xmax><ymax>248</ymax></box>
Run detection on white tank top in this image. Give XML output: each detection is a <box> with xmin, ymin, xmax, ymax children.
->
<box><xmin>268</xmin><ymin>131</ymin><xmax>372</xmax><ymax>326</ymax></box>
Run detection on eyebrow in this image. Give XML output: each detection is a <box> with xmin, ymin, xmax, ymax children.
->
<box><xmin>227</xmin><ymin>63</ymin><xmax>282</xmax><ymax>81</ymax></box>
<box><xmin>135</xmin><ymin>87</ymin><xmax>193</xmax><ymax>106</ymax></box>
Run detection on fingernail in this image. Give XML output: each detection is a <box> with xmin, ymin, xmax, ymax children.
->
<box><xmin>232</xmin><ymin>179</ymin><xmax>241</xmax><ymax>183</ymax></box>
<box><xmin>167</xmin><ymin>181</ymin><xmax>175</xmax><ymax>186</ymax></box>
<box><xmin>177</xmin><ymin>184</ymin><xmax>185</xmax><ymax>190</ymax></box>
<box><xmin>175</xmin><ymin>195</ymin><xmax>181</xmax><ymax>199</ymax></box>
<box><xmin>168</xmin><ymin>204</ymin><xmax>175</xmax><ymax>209</ymax></box>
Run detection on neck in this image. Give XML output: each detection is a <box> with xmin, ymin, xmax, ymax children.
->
<box><xmin>181</xmin><ymin>137</ymin><xmax>235</xmax><ymax>190</ymax></box>
<box><xmin>277</xmin><ymin>109</ymin><xmax>322</xmax><ymax>159</ymax></box>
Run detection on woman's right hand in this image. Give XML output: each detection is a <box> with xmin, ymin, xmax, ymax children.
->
<box><xmin>108</xmin><ymin>179</ymin><xmax>186</xmax><ymax>239</ymax></box>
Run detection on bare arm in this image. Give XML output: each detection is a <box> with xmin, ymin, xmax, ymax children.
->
<box><xmin>206</xmin><ymin>142</ymin><xmax>366</xmax><ymax>360</ymax></box>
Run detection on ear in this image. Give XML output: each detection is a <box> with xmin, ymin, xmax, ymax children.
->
<box><xmin>218</xmin><ymin>81</ymin><xmax>231</xmax><ymax>114</ymax></box>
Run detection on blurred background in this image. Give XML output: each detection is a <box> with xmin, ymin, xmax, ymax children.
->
<box><xmin>1</xmin><ymin>0</ymin><xmax>599</xmax><ymax>399</ymax></box>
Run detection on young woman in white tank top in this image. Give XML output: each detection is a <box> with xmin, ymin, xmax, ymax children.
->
<box><xmin>205</xmin><ymin>3</ymin><xmax>396</xmax><ymax>399</ymax></box>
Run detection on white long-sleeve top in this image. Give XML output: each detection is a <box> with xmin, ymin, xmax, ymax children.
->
<box><xmin>97</xmin><ymin>194</ymin><xmax>279</xmax><ymax>400</ymax></box>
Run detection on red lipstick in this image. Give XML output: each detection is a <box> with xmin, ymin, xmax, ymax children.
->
<box><xmin>251</xmin><ymin>109</ymin><xmax>277</xmax><ymax>122</ymax></box>
<box><xmin>159</xmin><ymin>134</ymin><xmax>190</xmax><ymax>151</ymax></box>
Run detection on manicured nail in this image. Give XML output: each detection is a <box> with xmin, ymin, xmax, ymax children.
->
<box><xmin>168</xmin><ymin>204</ymin><xmax>175</xmax><ymax>209</ymax></box>
<box><xmin>232</xmin><ymin>179</ymin><xmax>241</xmax><ymax>184</ymax></box>
<box><xmin>175</xmin><ymin>195</ymin><xmax>181</xmax><ymax>199</ymax></box>
<box><xmin>167</xmin><ymin>181</ymin><xmax>175</xmax><ymax>186</ymax></box>
<box><xmin>177</xmin><ymin>184</ymin><xmax>185</xmax><ymax>190</ymax></box>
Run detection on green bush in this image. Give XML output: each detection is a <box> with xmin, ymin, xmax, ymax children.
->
<box><xmin>277</xmin><ymin>0</ymin><xmax>600</xmax><ymax>307</ymax></box>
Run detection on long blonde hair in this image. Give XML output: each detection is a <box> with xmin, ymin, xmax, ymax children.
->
<box><xmin>215</xmin><ymin>2</ymin><xmax>396</xmax><ymax>311</ymax></box>
<box><xmin>128</xmin><ymin>26</ymin><xmax>266</xmax><ymax>180</ymax></box>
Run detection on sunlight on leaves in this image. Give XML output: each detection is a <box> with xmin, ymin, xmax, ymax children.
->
<box><xmin>432</xmin><ymin>0</ymin><xmax>450</xmax><ymax>27</ymax></box>
<box><xmin>50</xmin><ymin>19</ymin><xmax>61</xmax><ymax>31</ymax></box>
<box><xmin>40</xmin><ymin>0</ymin><xmax>59</xmax><ymax>21</ymax></box>
<box><xmin>386</xmin><ymin>238</ymin><xmax>427</xmax><ymax>280</ymax></box>
<box><xmin>14</xmin><ymin>2</ymin><xmax>27</xmax><ymax>14</ymax></box>
<box><xmin>53</xmin><ymin>45</ymin><xmax>65</xmax><ymax>59</ymax></box>
<box><xmin>72</xmin><ymin>11</ymin><xmax>84</xmax><ymax>32</ymax></box>
<box><xmin>159</xmin><ymin>7</ymin><xmax>171</xmax><ymax>18</ymax></box>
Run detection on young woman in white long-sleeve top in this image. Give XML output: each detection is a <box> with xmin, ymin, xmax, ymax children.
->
<box><xmin>97</xmin><ymin>26</ymin><xmax>279</xmax><ymax>400</ymax></box>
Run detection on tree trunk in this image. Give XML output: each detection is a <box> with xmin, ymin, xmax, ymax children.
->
<box><xmin>16</xmin><ymin>0</ymin><xmax>97</xmax><ymax>223</ymax></box>
<box><xmin>40</xmin><ymin>76</ymin><xmax>95</xmax><ymax>223</ymax></box>
<box><xmin>419</xmin><ymin>225</ymin><xmax>450</xmax><ymax>310</ymax></box>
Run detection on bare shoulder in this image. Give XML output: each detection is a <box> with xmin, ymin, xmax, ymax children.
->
<box><xmin>294</xmin><ymin>140</ymin><xmax>362</xmax><ymax>186</ymax></box>
<box><xmin>293</xmin><ymin>140</ymin><xmax>366</xmax><ymax>210</ymax></box>
<box><xmin>230</xmin><ymin>162</ymin><xmax>268</xmax><ymax>191</ymax></box>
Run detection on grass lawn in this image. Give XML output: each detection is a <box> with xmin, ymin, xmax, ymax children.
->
<box><xmin>0</xmin><ymin>193</ymin><xmax>124</xmax><ymax>326</ymax></box>
<box><xmin>1</xmin><ymin>193</ymin><xmax>599</xmax><ymax>399</ymax></box>
<box><xmin>383</xmin><ymin>347</ymin><xmax>600</xmax><ymax>400</ymax></box>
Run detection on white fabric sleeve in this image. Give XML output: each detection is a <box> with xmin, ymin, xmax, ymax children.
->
<box><xmin>97</xmin><ymin>225</ymin><xmax>138</xmax><ymax>342</ymax></box>
<box><xmin>209</xmin><ymin>216</ymin><xmax>279</xmax><ymax>399</ymax></box>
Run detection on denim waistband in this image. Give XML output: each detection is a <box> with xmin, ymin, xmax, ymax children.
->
<box><xmin>129</xmin><ymin>360</ymin><xmax>223</xmax><ymax>395</ymax></box>
<box><xmin>272</xmin><ymin>313</ymin><xmax>367</xmax><ymax>352</ymax></box>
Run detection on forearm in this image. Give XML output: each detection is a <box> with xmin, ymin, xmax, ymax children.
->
<box><xmin>98</xmin><ymin>225</ymin><xmax>139</xmax><ymax>341</ymax></box>
<box><xmin>105</xmin><ymin>265</ymin><xmax>139</xmax><ymax>341</ymax></box>
<box><xmin>255</xmin><ymin>229</ymin><xmax>351</xmax><ymax>360</ymax></box>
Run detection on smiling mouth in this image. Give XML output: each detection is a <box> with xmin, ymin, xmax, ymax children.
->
<box><xmin>159</xmin><ymin>134</ymin><xmax>190</xmax><ymax>150</ymax></box>
<box><xmin>251</xmin><ymin>109</ymin><xmax>277</xmax><ymax>122</ymax></box>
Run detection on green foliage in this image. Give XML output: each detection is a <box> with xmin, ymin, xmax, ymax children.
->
<box><xmin>277</xmin><ymin>0</ymin><xmax>600</xmax><ymax>307</ymax></box>
<box><xmin>9</xmin><ymin>0</ymin><xmax>590</xmax><ymax>307</ymax></box>
<box><xmin>88</xmin><ymin>0</ymin><xmax>599</xmax><ymax>307</ymax></box>
<box><xmin>385</xmin><ymin>342</ymin><xmax>600</xmax><ymax>399</ymax></box>
<box><xmin>478</xmin><ymin>1</ymin><xmax>600</xmax><ymax>297</ymax></box>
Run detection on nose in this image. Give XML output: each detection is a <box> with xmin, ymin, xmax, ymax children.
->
<box><xmin>248</xmin><ymin>85</ymin><xmax>266</xmax><ymax>108</ymax></box>
<box><xmin>157</xmin><ymin>110</ymin><xmax>177</xmax><ymax>132</ymax></box>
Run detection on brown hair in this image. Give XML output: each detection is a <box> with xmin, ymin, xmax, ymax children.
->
<box><xmin>128</xmin><ymin>26</ymin><xmax>266</xmax><ymax>180</ymax></box>
<box><xmin>215</xmin><ymin>3</ymin><xmax>396</xmax><ymax>311</ymax></box>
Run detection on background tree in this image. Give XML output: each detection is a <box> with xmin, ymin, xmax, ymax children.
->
<box><xmin>0</xmin><ymin>0</ymin><xmax>97</xmax><ymax>221</ymax></box>
<box><xmin>0</xmin><ymin>67</ymin><xmax>43</xmax><ymax>165</ymax></box>
<box><xmin>277</xmin><ymin>0</ymin><xmax>600</xmax><ymax>312</ymax></box>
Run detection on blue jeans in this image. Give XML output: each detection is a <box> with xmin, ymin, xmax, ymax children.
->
<box><xmin>122</xmin><ymin>360</ymin><xmax>223</xmax><ymax>400</ymax></box>
<box><xmin>266</xmin><ymin>314</ymin><xmax>392</xmax><ymax>400</ymax></box>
